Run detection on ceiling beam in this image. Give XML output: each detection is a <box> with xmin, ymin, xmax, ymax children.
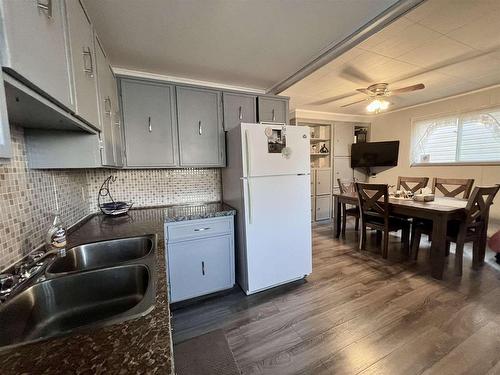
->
<box><xmin>267</xmin><ymin>0</ymin><xmax>426</xmax><ymax>95</ymax></box>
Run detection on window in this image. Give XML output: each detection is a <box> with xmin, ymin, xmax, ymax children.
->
<box><xmin>411</xmin><ymin>107</ymin><xmax>500</xmax><ymax>165</ymax></box>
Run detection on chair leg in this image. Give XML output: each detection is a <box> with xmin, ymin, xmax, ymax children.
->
<box><xmin>341</xmin><ymin>205</ymin><xmax>347</xmax><ymax>239</ymax></box>
<box><xmin>411</xmin><ymin>229</ymin><xmax>422</xmax><ymax>261</ymax></box>
<box><xmin>355</xmin><ymin>217</ymin><xmax>359</xmax><ymax>231</ymax></box>
<box><xmin>454</xmin><ymin>231</ymin><xmax>467</xmax><ymax>276</ymax></box>
<box><xmin>360</xmin><ymin>223</ymin><xmax>366</xmax><ymax>251</ymax></box>
<box><xmin>401</xmin><ymin>224</ymin><xmax>410</xmax><ymax>256</ymax></box>
<box><xmin>382</xmin><ymin>231</ymin><xmax>389</xmax><ymax>259</ymax></box>
<box><xmin>472</xmin><ymin>240</ymin><xmax>483</xmax><ymax>269</ymax></box>
<box><xmin>376</xmin><ymin>230</ymin><xmax>382</xmax><ymax>245</ymax></box>
<box><xmin>445</xmin><ymin>241</ymin><xmax>451</xmax><ymax>257</ymax></box>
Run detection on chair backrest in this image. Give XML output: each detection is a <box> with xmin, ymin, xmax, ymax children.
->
<box><xmin>464</xmin><ymin>185</ymin><xmax>500</xmax><ymax>225</ymax></box>
<box><xmin>396</xmin><ymin>176</ymin><xmax>429</xmax><ymax>193</ymax></box>
<box><xmin>356</xmin><ymin>183</ymin><xmax>389</xmax><ymax>223</ymax></box>
<box><xmin>432</xmin><ymin>178</ymin><xmax>474</xmax><ymax>198</ymax></box>
<box><xmin>337</xmin><ymin>179</ymin><xmax>356</xmax><ymax>194</ymax></box>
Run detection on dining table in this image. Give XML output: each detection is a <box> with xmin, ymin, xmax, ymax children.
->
<box><xmin>332</xmin><ymin>192</ymin><xmax>477</xmax><ymax>280</ymax></box>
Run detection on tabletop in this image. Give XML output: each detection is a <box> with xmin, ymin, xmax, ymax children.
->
<box><xmin>333</xmin><ymin>192</ymin><xmax>467</xmax><ymax>214</ymax></box>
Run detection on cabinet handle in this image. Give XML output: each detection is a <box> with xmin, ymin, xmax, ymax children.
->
<box><xmin>201</xmin><ymin>261</ymin><xmax>205</xmax><ymax>276</ymax></box>
<box><xmin>238</xmin><ymin>106</ymin><xmax>243</xmax><ymax>120</ymax></box>
<box><xmin>194</xmin><ymin>227</ymin><xmax>211</xmax><ymax>232</ymax></box>
<box><xmin>198</xmin><ymin>120</ymin><xmax>202</xmax><ymax>135</ymax></box>
<box><xmin>82</xmin><ymin>47</ymin><xmax>94</xmax><ymax>77</ymax></box>
<box><xmin>148</xmin><ymin>116</ymin><xmax>152</xmax><ymax>132</ymax></box>
<box><xmin>272</xmin><ymin>108</ymin><xmax>276</xmax><ymax>122</ymax></box>
<box><xmin>104</xmin><ymin>97</ymin><xmax>111</xmax><ymax>116</ymax></box>
<box><xmin>37</xmin><ymin>0</ymin><xmax>52</xmax><ymax>18</ymax></box>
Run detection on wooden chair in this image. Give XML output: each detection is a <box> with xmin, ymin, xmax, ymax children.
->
<box><xmin>411</xmin><ymin>185</ymin><xmax>500</xmax><ymax>276</ymax></box>
<box><xmin>338</xmin><ymin>179</ymin><xmax>359</xmax><ymax>238</ymax></box>
<box><xmin>396</xmin><ymin>176</ymin><xmax>429</xmax><ymax>193</ymax></box>
<box><xmin>356</xmin><ymin>183</ymin><xmax>410</xmax><ymax>259</ymax></box>
<box><xmin>413</xmin><ymin>177</ymin><xmax>475</xmax><ymax>245</ymax></box>
<box><xmin>432</xmin><ymin>178</ymin><xmax>474</xmax><ymax>199</ymax></box>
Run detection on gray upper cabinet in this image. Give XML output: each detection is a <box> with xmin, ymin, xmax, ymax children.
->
<box><xmin>65</xmin><ymin>0</ymin><xmax>100</xmax><ymax>129</ymax></box>
<box><xmin>95</xmin><ymin>37</ymin><xmax>116</xmax><ymax>167</ymax></box>
<box><xmin>0</xmin><ymin>75</ymin><xmax>12</xmax><ymax>160</ymax></box>
<box><xmin>176</xmin><ymin>86</ymin><xmax>224</xmax><ymax>167</ymax></box>
<box><xmin>121</xmin><ymin>79</ymin><xmax>178</xmax><ymax>167</ymax></box>
<box><xmin>223</xmin><ymin>93</ymin><xmax>256</xmax><ymax>131</ymax></box>
<box><xmin>257</xmin><ymin>96</ymin><xmax>289</xmax><ymax>124</ymax></box>
<box><xmin>0</xmin><ymin>0</ymin><xmax>73</xmax><ymax>110</ymax></box>
<box><xmin>110</xmin><ymin>75</ymin><xmax>124</xmax><ymax>167</ymax></box>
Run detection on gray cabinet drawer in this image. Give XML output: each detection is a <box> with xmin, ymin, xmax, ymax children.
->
<box><xmin>166</xmin><ymin>217</ymin><xmax>232</xmax><ymax>242</ymax></box>
<box><xmin>168</xmin><ymin>235</ymin><xmax>233</xmax><ymax>302</ymax></box>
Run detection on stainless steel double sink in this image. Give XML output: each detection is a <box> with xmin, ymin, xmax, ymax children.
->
<box><xmin>0</xmin><ymin>235</ymin><xmax>157</xmax><ymax>351</ymax></box>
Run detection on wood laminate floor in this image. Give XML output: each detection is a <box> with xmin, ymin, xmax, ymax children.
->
<box><xmin>172</xmin><ymin>222</ymin><xmax>500</xmax><ymax>375</ymax></box>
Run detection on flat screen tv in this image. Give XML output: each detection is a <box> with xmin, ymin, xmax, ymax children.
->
<box><xmin>351</xmin><ymin>141</ymin><xmax>399</xmax><ymax>168</ymax></box>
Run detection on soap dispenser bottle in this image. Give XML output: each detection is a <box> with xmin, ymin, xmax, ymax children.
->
<box><xmin>45</xmin><ymin>212</ymin><xmax>67</xmax><ymax>256</ymax></box>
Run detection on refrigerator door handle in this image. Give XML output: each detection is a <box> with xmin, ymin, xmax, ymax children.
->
<box><xmin>245</xmin><ymin>129</ymin><xmax>251</xmax><ymax>177</ymax></box>
<box><xmin>247</xmin><ymin>178</ymin><xmax>252</xmax><ymax>224</ymax></box>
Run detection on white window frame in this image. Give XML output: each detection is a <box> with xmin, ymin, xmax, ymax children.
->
<box><xmin>410</xmin><ymin>106</ymin><xmax>500</xmax><ymax>167</ymax></box>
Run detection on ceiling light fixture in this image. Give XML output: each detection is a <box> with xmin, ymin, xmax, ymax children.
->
<box><xmin>366</xmin><ymin>99</ymin><xmax>390</xmax><ymax>113</ymax></box>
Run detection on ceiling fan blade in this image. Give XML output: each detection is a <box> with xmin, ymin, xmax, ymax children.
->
<box><xmin>356</xmin><ymin>88</ymin><xmax>375</xmax><ymax>96</ymax></box>
<box><xmin>390</xmin><ymin>83</ymin><xmax>425</xmax><ymax>94</ymax></box>
<box><xmin>340</xmin><ymin>66</ymin><xmax>372</xmax><ymax>84</ymax></box>
<box><xmin>341</xmin><ymin>98</ymin><xmax>368</xmax><ymax>108</ymax></box>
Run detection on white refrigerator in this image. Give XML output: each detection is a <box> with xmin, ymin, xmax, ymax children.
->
<box><xmin>222</xmin><ymin>123</ymin><xmax>312</xmax><ymax>295</ymax></box>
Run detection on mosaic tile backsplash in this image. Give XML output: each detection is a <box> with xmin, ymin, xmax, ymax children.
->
<box><xmin>86</xmin><ymin>168</ymin><xmax>221</xmax><ymax>212</ymax></box>
<box><xmin>0</xmin><ymin>125</ymin><xmax>222</xmax><ymax>271</ymax></box>
<box><xmin>0</xmin><ymin>126</ymin><xmax>89</xmax><ymax>269</ymax></box>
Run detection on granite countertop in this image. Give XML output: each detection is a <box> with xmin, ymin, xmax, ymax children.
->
<box><xmin>164</xmin><ymin>201</ymin><xmax>236</xmax><ymax>223</ymax></box>
<box><xmin>0</xmin><ymin>207</ymin><xmax>173</xmax><ymax>375</ymax></box>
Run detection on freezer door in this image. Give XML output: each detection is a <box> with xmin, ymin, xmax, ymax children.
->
<box><xmin>242</xmin><ymin>174</ymin><xmax>312</xmax><ymax>293</ymax></box>
<box><xmin>241</xmin><ymin>123</ymin><xmax>310</xmax><ymax>177</ymax></box>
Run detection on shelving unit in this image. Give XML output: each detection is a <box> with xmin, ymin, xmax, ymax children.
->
<box><xmin>291</xmin><ymin>115</ymin><xmax>370</xmax><ymax>223</ymax></box>
<box><xmin>307</xmin><ymin>122</ymin><xmax>331</xmax><ymax>169</ymax></box>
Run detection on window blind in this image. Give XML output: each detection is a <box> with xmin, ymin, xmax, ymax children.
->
<box><xmin>411</xmin><ymin>107</ymin><xmax>500</xmax><ymax>165</ymax></box>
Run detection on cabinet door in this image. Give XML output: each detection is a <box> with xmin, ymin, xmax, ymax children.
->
<box><xmin>333</xmin><ymin>157</ymin><xmax>354</xmax><ymax>186</ymax></box>
<box><xmin>177</xmin><ymin>86</ymin><xmax>224</xmax><ymax>167</ymax></box>
<box><xmin>121</xmin><ymin>80</ymin><xmax>178</xmax><ymax>167</ymax></box>
<box><xmin>0</xmin><ymin>74</ymin><xmax>11</xmax><ymax>159</ymax></box>
<box><xmin>95</xmin><ymin>37</ymin><xmax>114</xmax><ymax>166</ymax></box>
<box><xmin>257</xmin><ymin>96</ymin><xmax>289</xmax><ymax>123</ymax></box>
<box><xmin>109</xmin><ymin>76</ymin><xmax>124</xmax><ymax>167</ymax></box>
<box><xmin>334</xmin><ymin>123</ymin><xmax>354</xmax><ymax>156</ymax></box>
<box><xmin>310</xmin><ymin>170</ymin><xmax>315</xmax><ymax>196</ymax></box>
<box><xmin>0</xmin><ymin>0</ymin><xmax>73</xmax><ymax>109</ymax></box>
<box><xmin>310</xmin><ymin>196</ymin><xmax>314</xmax><ymax>222</ymax></box>
<box><xmin>316</xmin><ymin>169</ymin><xmax>332</xmax><ymax>195</ymax></box>
<box><xmin>315</xmin><ymin>195</ymin><xmax>332</xmax><ymax>221</ymax></box>
<box><xmin>222</xmin><ymin>92</ymin><xmax>256</xmax><ymax>131</ymax></box>
<box><xmin>168</xmin><ymin>235</ymin><xmax>233</xmax><ymax>302</ymax></box>
<box><xmin>65</xmin><ymin>0</ymin><xmax>100</xmax><ymax>128</ymax></box>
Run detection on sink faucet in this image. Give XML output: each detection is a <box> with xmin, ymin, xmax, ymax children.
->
<box><xmin>0</xmin><ymin>248</ymin><xmax>67</xmax><ymax>302</ymax></box>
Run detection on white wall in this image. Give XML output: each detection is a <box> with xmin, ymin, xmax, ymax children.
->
<box><xmin>369</xmin><ymin>85</ymin><xmax>500</xmax><ymax>226</ymax></box>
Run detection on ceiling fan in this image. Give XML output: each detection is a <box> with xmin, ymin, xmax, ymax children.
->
<box><xmin>341</xmin><ymin>82</ymin><xmax>425</xmax><ymax>111</ymax></box>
